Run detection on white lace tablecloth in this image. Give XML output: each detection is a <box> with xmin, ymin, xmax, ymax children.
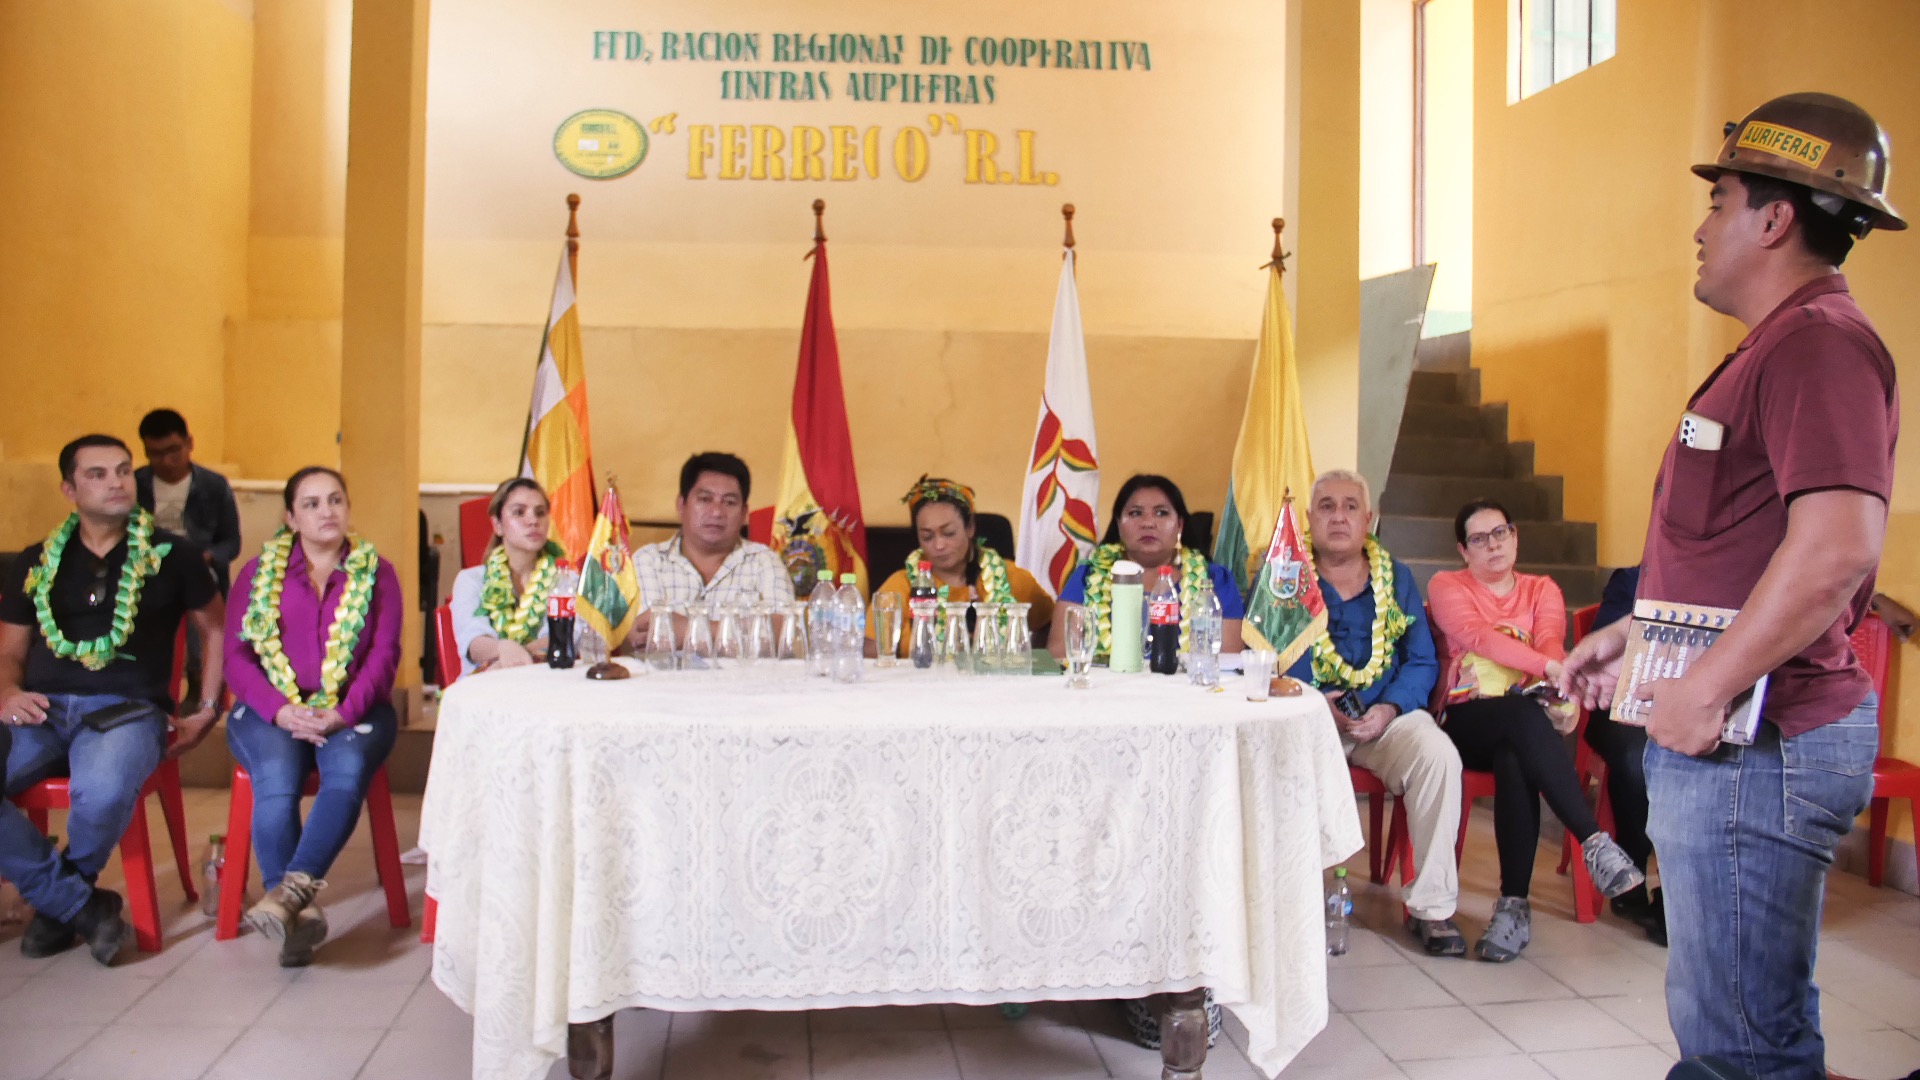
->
<box><xmin>421</xmin><ymin>662</ymin><xmax>1361</xmax><ymax>1080</ymax></box>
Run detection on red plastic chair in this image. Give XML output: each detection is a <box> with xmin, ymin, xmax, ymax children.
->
<box><xmin>1856</xmin><ymin>614</ymin><xmax>1916</xmax><ymax>887</ymax></box>
<box><xmin>14</xmin><ymin>624</ymin><xmax>201</xmax><ymax>953</ymax></box>
<box><xmin>213</xmin><ymin>761</ymin><xmax>412</xmax><ymax>939</ymax></box>
<box><xmin>457</xmin><ymin>497</ymin><xmax>492</xmax><ymax>569</ymax></box>
<box><xmin>433</xmin><ymin>604</ymin><xmax>460</xmax><ymax>689</ymax></box>
<box><xmin>1350</xmin><ymin>766</ymin><xmax>1414</xmax><ymax>887</ymax></box>
<box><xmin>419</xmin><ymin>604</ymin><xmax>460</xmax><ymax>945</ymax></box>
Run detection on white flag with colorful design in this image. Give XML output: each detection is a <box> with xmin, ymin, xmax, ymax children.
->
<box><xmin>1016</xmin><ymin>247</ymin><xmax>1100</xmax><ymax>596</ymax></box>
<box><xmin>519</xmin><ymin>246</ymin><xmax>596</xmax><ymax>561</ymax></box>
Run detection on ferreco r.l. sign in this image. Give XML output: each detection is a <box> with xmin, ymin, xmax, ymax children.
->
<box><xmin>553</xmin><ymin>109</ymin><xmax>649</xmax><ymax>179</ymax></box>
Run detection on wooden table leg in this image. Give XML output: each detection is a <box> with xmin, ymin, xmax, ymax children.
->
<box><xmin>1160</xmin><ymin>988</ymin><xmax>1209</xmax><ymax>1080</ymax></box>
<box><xmin>567</xmin><ymin>1016</ymin><xmax>614</xmax><ymax>1080</ymax></box>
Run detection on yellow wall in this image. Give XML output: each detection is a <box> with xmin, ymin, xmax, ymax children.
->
<box><xmin>1472</xmin><ymin>0</ymin><xmax>1920</xmax><ymax>839</ymax></box>
<box><xmin>1421</xmin><ymin>0</ymin><xmax>1473</xmax><ymax>329</ymax></box>
<box><xmin>0</xmin><ymin>0</ymin><xmax>253</xmax><ymax>469</ymax></box>
<box><xmin>221</xmin><ymin>0</ymin><xmax>1334</xmax><ymax>530</ymax></box>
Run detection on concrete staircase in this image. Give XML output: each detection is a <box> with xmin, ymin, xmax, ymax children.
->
<box><xmin>1379</xmin><ymin>333</ymin><xmax>1607</xmax><ymax>609</ymax></box>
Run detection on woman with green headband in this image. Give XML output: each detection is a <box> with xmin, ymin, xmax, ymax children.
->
<box><xmin>864</xmin><ymin>476</ymin><xmax>1054</xmax><ymax>658</ymax></box>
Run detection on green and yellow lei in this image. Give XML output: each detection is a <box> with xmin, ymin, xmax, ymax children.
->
<box><xmin>902</xmin><ymin>542</ymin><xmax>1015</xmax><ymax>606</ymax></box>
<box><xmin>1081</xmin><ymin>542</ymin><xmax>1210</xmax><ymax>661</ymax></box>
<box><xmin>1309</xmin><ymin>537</ymin><xmax>1412</xmax><ymax>690</ymax></box>
<box><xmin>240</xmin><ymin>530</ymin><xmax>380</xmax><ymax>709</ymax></box>
<box><xmin>479</xmin><ymin>540</ymin><xmax>564</xmax><ymax>644</ymax></box>
<box><xmin>25</xmin><ymin>509</ymin><xmax>170</xmax><ymax>671</ymax></box>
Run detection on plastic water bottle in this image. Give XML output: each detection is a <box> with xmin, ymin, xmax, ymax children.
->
<box><xmin>1189</xmin><ymin>583</ymin><xmax>1224</xmax><ymax>687</ymax></box>
<box><xmin>832</xmin><ymin>573</ymin><xmax>864</xmax><ymax>683</ymax></box>
<box><xmin>806</xmin><ymin>571</ymin><xmax>836</xmax><ymax>677</ymax></box>
<box><xmin>1326</xmin><ymin>867</ymin><xmax>1353</xmax><ymax>956</ymax></box>
<box><xmin>200</xmin><ymin>834</ymin><xmax>226</xmax><ymax>917</ymax></box>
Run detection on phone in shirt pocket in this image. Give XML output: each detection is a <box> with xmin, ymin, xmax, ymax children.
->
<box><xmin>1660</xmin><ymin>411</ymin><xmax>1734</xmax><ymax>539</ymax></box>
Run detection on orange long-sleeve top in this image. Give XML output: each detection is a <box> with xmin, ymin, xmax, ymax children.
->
<box><xmin>1426</xmin><ymin>569</ymin><xmax>1568</xmax><ymax>700</ymax></box>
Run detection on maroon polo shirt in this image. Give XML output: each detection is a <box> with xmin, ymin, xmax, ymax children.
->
<box><xmin>1639</xmin><ymin>275</ymin><xmax>1899</xmax><ymax>737</ymax></box>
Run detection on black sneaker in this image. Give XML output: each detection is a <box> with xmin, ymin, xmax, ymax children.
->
<box><xmin>67</xmin><ymin>888</ymin><xmax>126</xmax><ymax>967</ymax></box>
<box><xmin>19</xmin><ymin>911</ymin><xmax>77</xmax><ymax>959</ymax></box>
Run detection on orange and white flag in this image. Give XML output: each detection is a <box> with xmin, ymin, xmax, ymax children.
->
<box><xmin>520</xmin><ymin>246</ymin><xmax>596</xmax><ymax>559</ymax></box>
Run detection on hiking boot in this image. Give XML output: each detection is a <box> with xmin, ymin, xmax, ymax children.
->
<box><xmin>1475</xmin><ymin>897</ymin><xmax>1532</xmax><ymax>963</ymax></box>
<box><xmin>68</xmin><ymin>888</ymin><xmax>127</xmax><ymax>967</ymax></box>
<box><xmin>244</xmin><ymin>871</ymin><xmax>324</xmax><ymax>947</ymax></box>
<box><xmin>279</xmin><ymin>901</ymin><xmax>329</xmax><ymax>968</ymax></box>
<box><xmin>1405</xmin><ymin>914</ymin><xmax>1468</xmax><ymax>957</ymax></box>
<box><xmin>1581</xmin><ymin>833</ymin><xmax>1646</xmax><ymax>899</ymax></box>
<box><xmin>19</xmin><ymin>910</ymin><xmax>76</xmax><ymax>959</ymax></box>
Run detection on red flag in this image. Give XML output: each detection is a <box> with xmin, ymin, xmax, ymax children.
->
<box><xmin>769</xmin><ymin>231</ymin><xmax>868</xmax><ymax>595</ymax></box>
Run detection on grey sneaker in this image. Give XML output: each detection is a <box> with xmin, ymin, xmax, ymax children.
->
<box><xmin>1581</xmin><ymin>833</ymin><xmax>1647</xmax><ymax>899</ymax></box>
<box><xmin>1475</xmin><ymin>897</ymin><xmax>1531</xmax><ymax>962</ymax></box>
<box><xmin>1404</xmin><ymin>915</ymin><xmax>1468</xmax><ymax>957</ymax></box>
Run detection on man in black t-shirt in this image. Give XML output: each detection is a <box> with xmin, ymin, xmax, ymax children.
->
<box><xmin>0</xmin><ymin>435</ymin><xmax>224</xmax><ymax>964</ymax></box>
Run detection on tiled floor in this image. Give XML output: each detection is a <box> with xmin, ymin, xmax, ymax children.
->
<box><xmin>2</xmin><ymin>790</ymin><xmax>1918</xmax><ymax>1080</ymax></box>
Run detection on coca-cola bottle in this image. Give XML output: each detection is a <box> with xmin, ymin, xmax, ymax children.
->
<box><xmin>1147</xmin><ymin>566</ymin><xmax>1181</xmax><ymax>675</ymax></box>
<box><xmin>907</xmin><ymin>560</ymin><xmax>938</xmax><ymax>669</ymax></box>
<box><xmin>547</xmin><ymin>559</ymin><xmax>578</xmax><ymax>669</ymax></box>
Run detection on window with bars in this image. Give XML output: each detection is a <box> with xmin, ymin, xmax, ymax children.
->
<box><xmin>1509</xmin><ymin>0</ymin><xmax>1616</xmax><ymax>101</ymax></box>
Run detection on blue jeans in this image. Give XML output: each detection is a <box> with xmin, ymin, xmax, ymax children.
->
<box><xmin>0</xmin><ymin>694</ymin><xmax>168</xmax><ymax>922</ymax></box>
<box><xmin>1646</xmin><ymin>696</ymin><xmax>1878</xmax><ymax>1080</ymax></box>
<box><xmin>225</xmin><ymin>702</ymin><xmax>396</xmax><ymax>889</ymax></box>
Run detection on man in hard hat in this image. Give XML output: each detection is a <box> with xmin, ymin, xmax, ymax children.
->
<box><xmin>1561</xmin><ymin>93</ymin><xmax>1902</xmax><ymax>1078</ymax></box>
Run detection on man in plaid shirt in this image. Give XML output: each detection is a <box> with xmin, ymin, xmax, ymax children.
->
<box><xmin>629</xmin><ymin>453</ymin><xmax>792</xmax><ymax>649</ymax></box>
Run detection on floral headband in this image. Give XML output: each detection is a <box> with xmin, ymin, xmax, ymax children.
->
<box><xmin>901</xmin><ymin>475</ymin><xmax>975</xmax><ymax>515</ymax></box>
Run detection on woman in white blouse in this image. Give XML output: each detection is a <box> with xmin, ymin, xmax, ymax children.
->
<box><xmin>449</xmin><ymin>478</ymin><xmax>566</xmax><ymax>674</ymax></box>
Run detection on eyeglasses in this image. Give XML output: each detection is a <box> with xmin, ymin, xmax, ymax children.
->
<box><xmin>1465</xmin><ymin>524</ymin><xmax>1516</xmax><ymax>550</ymax></box>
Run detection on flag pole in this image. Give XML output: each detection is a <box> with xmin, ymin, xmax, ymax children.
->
<box><xmin>566</xmin><ymin>193</ymin><xmax>581</xmax><ymax>282</ymax></box>
<box><xmin>812</xmin><ymin>198</ymin><xmax>827</xmax><ymax>244</ymax></box>
<box><xmin>1261</xmin><ymin>217</ymin><xmax>1289</xmax><ymax>276</ymax></box>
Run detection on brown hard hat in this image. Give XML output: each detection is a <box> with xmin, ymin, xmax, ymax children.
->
<box><xmin>1693</xmin><ymin>92</ymin><xmax>1906</xmax><ymax>234</ymax></box>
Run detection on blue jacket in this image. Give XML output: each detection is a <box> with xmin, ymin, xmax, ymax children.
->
<box><xmin>1284</xmin><ymin>555</ymin><xmax>1439</xmax><ymax>716</ymax></box>
<box><xmin>136</xmin><ymin>463</ymin><xmax>242</xmax><ymax>594</ymax></box>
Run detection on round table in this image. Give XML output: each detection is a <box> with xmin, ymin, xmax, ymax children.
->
<box><xmin>421</xmin><ymin>661</ymin><xmax>1361</xmax><ymax>1080</ymax></box>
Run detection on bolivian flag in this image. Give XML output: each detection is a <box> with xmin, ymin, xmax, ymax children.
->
<box><xmin>1213</xmin><ymin>250</ymin><xmax>1326</xmax><ymax>667</ymax></box>
<box><xmin>578</xmin><ymin>484</ymin><xmax>641</xmax><ymax>649</ymax></box>
<box><xmin>768</xmin><ymin>221</ymin><xmax>868</xmax><ymax>595</ymax></box>
<box><xmin>520</xmin><ymin>245</ymin><xmax>596</xmax><ymax>560</ymax></box>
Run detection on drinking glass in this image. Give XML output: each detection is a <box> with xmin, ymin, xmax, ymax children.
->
<box><xmin>1244</xmin><ymin>648</ymin><xmax>1278</xmax><ymax>702</ymax></box>
<box><xmin>646</xmin><ymin>606</ymin><xmax>679</xmax><ymax>672</ymax></box>
<box><xmin>972</xmin><ymin>603</ymin><xmax>1003</xmax><ymax>674</ymax></box>
<box><xmin>1003</xmin><ymin>602</ymin><xmax>1033</xmax><ymax>675</ymax></box>
<box><xmin>579</xmin><ymin>624</ymin><xmax>608</xmax><ymax>669</ymax></box>
<box><xmin>777</xmin><ymin>600</ymin><xmax>808</xmax><ymax>662</ymax></box>
<box><xmin>942</xmin><ymin>605</ymin><xmax>974</xmax><ymax>677</ymax></box>
<box><xmin>871</xmin><ymin>592</ymin><xmax>902</xmax><ymax>668</ymax></box>
<box><xmin>683</xmin><ymin>606</ymin><xmax>716</xmax><ymax>669</ymax></box>
<box><xmin>1063</xmin><ymin>605</ymin><xmax>1096</xmax><ymax>689</ymax></box>
<box><xmin>741</xmin><ymin>603</ymin><xmax>773</xmax><ymax>667</ymax></box>
<box><xmin>712</xmin><ymin>604</ymin><xmax>743</xmax><ymax>666</ymax></box>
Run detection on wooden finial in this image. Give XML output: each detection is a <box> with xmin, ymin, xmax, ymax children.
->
<box><xmin>812</xmin><ymin>199</ymin><xmax>826</xmax><ymax>243</ymax></box>
<box><xmin>1262</xmin><ymin>217</ymin><xmax>1291</xmax><ymax>273</ymax></box>
<box><xmin>566</xmin><ymin>194</ymin><xmax>581</xmax><ymax>257</ymax></box>
<box><xmin>1062</xmin><ymin>204</ymin><xmax>1076</xmax><ymax>250</ymax></box>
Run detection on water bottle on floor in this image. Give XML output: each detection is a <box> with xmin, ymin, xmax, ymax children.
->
<box><xmin>1326</xmin><ymin>867</ymin><xmax>1352</xmax><ymax>956</ymax></box>
<box><xmin>200</xmin><ymin>834</ymin><xmax>226</xmax><ymax>917</ymax></box>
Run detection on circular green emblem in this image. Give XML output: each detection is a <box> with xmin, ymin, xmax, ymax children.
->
<box><xmin>553</xmin><ymin>109</ymin><xmax>647</xmax><ymax>179</ymax></box>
